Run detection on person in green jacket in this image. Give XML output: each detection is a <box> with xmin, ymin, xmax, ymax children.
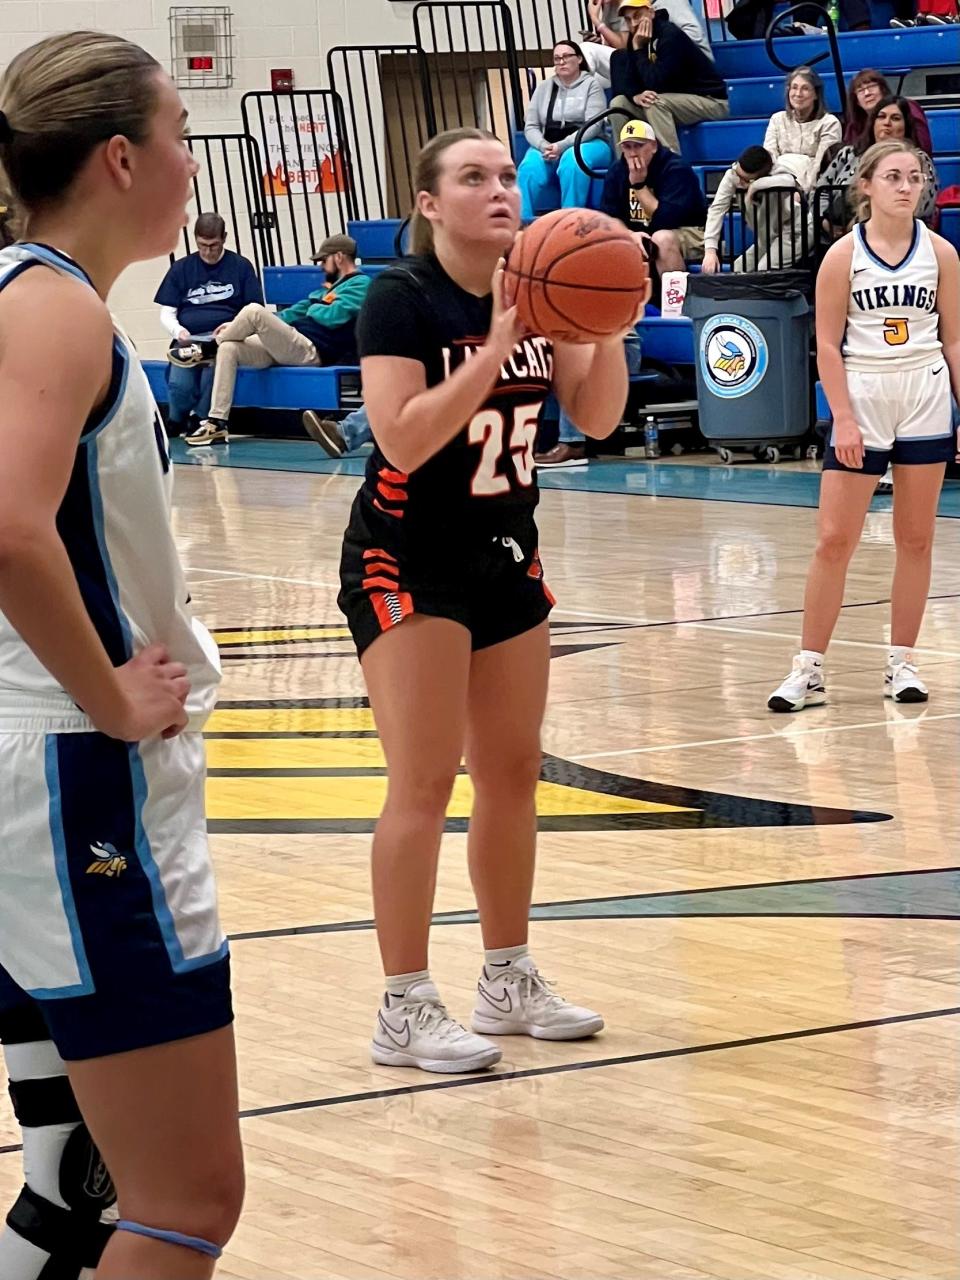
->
<box><xmin>185</xmin><ymin>233</ymin><xmax>371</xmax><ymax>446</ymax></box>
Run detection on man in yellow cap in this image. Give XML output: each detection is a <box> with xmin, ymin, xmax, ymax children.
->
<box><xmin>601</xmin><ymin>119</ymin><xmax>706</xmax><ymax>273</ymax></box>
<box><xmin>609</xmin><ymin>0</ymin><xmax>729</xmax><ymax>156</ymax></box>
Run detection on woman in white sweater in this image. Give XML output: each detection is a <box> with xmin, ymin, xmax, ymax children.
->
<box><xmin>763</xmin><ymin>67</ymin><xmax>841</xmax><ymax>191</ymax></box>
<box><xmin>517</xmin><ymin>42</ymin><xmax>611</xmax><ymax>220</ymax></box>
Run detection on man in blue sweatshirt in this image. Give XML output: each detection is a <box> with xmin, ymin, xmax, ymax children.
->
<box><xmin>155</xmin><ymin>213</ymin><xmax>263</xmax><ymax>436</ymax></box>
<box><xmin>609</xmin><ymin>0</ymin><xmax>728</xmax><ymax>156</ymax></box>
<box><xmin>600</xmin><ymin>119</ymin><xmax>706</xmax><ymax>272</ymax></box>
<box><xmin>186</xmin><ymin>233</ymin><xmax>371</xmax><ymax>446</ymax></box>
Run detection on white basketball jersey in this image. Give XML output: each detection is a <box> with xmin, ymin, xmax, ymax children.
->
<box><xmin>0</xmin><ymin>243</ymin><xmax>221</xmax><ymax>731</ymax></box>
<box><xmin>842</xmin><ymin>220</ymin><xmax>941</xmax><ymax>372</ymax></box>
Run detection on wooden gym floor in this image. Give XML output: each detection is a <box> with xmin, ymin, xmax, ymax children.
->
<box><xmin>2</xmin><ymin>446</ymin><xmax>958</xmax><ymax>1279</ymax></box>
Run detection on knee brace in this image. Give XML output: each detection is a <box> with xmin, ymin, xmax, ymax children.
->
<box><xmin>116</xmin><ymin>1220</ymin><xmax>222</xmax><ymax>1259</ymax></box>
<box><xmin>0</xmin><ymin>1005</ymin><xmax>116</xmax><ymax>1280</ymax></box>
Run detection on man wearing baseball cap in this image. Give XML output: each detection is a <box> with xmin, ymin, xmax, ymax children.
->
<box><xmin>185</xmin><ymin>232</ymin><xmax>370</xmax><ymax>446</ymax></box>
<box><xmin>600</xmin><ymin>119</ymin><xmax>706</xmax><ymax>273</ymax></box>
<box><xmin>608</xmin><ymin>0</ymin><xmax>728</xmax><ymax>157</ymax></box>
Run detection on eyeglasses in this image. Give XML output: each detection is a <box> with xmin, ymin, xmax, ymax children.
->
<box><xmin>553</xmin><ymin>53</ymin><xmax>578</xmax><ymax>62</ymax></box>
<box><xmin>876</xmin><ymin>170</ymin><xmax>924</xmax><ymax>186</ymax></box>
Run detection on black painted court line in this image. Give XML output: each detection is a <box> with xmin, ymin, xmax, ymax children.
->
<box><xmin>232</xmin><ymin>1004</ymin><xmax>960</xmax><ymax>1118</ymax></box>
<box><xmin>2</xmin><ymin>1005</ymin><xmax>957</xmax><ymax>1159</ymax></box>
<box><xmin>229</xmin><ymin>864</ymin><xmax>960</xmax><ymax>942</ymax></box>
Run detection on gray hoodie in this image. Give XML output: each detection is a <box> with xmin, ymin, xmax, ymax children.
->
<box><xmin>523</xmin><ymin>71</ymin><xmax>609</xmax><ymax>155</ymax></box>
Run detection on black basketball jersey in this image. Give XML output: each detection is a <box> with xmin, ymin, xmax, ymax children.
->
<box><xmin>354</xmin><ymin>253</ymin><xmax>554</xmax><ymax>543</ymax></box>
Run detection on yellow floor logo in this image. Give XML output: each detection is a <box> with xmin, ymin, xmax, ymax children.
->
<box><xmin>203</xmin><ymin>696</ymin><xmax>888</xmax><ymax>835</ymax></box>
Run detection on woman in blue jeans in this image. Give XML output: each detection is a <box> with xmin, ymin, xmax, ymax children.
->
<box><xmin>518</xmin><ymin>42</ymin><xmax>611</xmax><ymax>221</ymax></box>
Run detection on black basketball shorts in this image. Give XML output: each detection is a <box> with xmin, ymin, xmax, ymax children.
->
<box><xmin>338</xmin><ymin>508</ymin><xmax>555</xmax><ymax>659</ymax></box>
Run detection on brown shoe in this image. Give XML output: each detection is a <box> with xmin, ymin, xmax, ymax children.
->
<box><xmin>534</xmin><ymin>442</ymin><xmax>588</xmax><ymax>469</ymax></box>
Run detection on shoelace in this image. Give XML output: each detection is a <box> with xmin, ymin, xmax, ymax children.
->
<box><xmin>405</xmin><ymin>996</ymin><xmax>471</xmax><ymax>1042</ymax></box>
<box><xmin>507</xmin><ymin>966</ymin><xmax>567</xmax><ymax>1013</ymax></box>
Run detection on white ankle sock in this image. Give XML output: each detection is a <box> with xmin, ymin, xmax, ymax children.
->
<box><xmin>484</xmin><ymin>943</ymin><xmax>530</xmax><ymax>967</ymax></box>
<box><xmin>384</xmin><ymin>968</ymin><xmax>430</xmax><ymax>999</ymax></box>
<box><xmin>799</xmin><ymin>649</ymin><xmax>824</xmax><ymax>667</ymax></box>
<box><xmin>889</xmin><ymin>645</ymin><xmax>913</xmax><ymax>666</ymax></box>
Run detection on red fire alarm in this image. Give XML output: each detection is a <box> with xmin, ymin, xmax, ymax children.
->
<box><xmin>188</xmin><ymin>55</ymin><xmax>214</xmax><ymax>71</ymax></box>
<box><xmin>271</xmin><ymin>67</ymin><xmax>294</xmax><ymax>92</ymax></box>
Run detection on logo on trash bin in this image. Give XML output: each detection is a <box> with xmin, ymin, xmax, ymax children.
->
<box><xmin>699</xmin><ymin>314</ymin><xmax>768</xmax><ymax>399</ymax></box>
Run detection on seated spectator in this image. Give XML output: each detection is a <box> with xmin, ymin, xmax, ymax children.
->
<box><xmin>843</xmin><ymin>70</ymin><xmax>932</xmax><ymax>155</ymax></box>
<box><xmin>154</xmin><ymin>213</ymin><xmax>262</xmax><ymax>437</ymax></box>
<box><xmin>586</xmin><ymin>0</ymin><xmax>713</xmax><ymax>61</ymax></box>
<box><xmin>302</xmin><ymin>405</ymin><xmax>372</xmax><ymax>457</ymax></box>
<box><xmin>186</xmin><ymin>234</ymin><xmax>370</xmax><ymax>447</ymax></box>
<box><xmin>813</xmin><ymin>96</ymin><xmax>939</xmax><ymax>237</ymax></box>
<box><xmin>763</xmin><ymin>67</ymin><xmax>841</xmax><ymax>190</ymax></box>
<box><xmin>608</xmin><ymin>0</ymin><xmax>729</xmax><ymax>157</ymax></box>
<box><xmin>890</xmin><ymin>1</ymin><xmax>959</xmax><ymax>27</ymax></box>
<box><xmin>535</xmin><ymin>332</ymin><xmax>643</xmax><ymax>468</ymax></box>
<box><xmin>517</xmin><ymin>42</ymin><xmax>610</xmax><ymax>221</ymax></box>
<box><xmin>600</xmin><ymin>120</ymin><xmax>707</xmax><ymax>274</ymax></box>
<box><xmin>702</xmin><ymin>145</ymin><xmax>804</xmax><ymax>273</ymax></box>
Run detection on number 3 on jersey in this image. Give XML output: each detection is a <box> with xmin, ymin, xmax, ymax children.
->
<box><xmin>883</xmin><ymin>317</ymin><xmax>909</xmax><ymax>346</ymax></box>
<box><xmin>469</xmin><ymin>405</ymin><xmax>540</xmax><ymax>496</ymax></box>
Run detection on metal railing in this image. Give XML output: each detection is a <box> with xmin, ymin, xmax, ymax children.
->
<box><xmin>764</xmin><ymin>3</ymin><xmax>846</xmax><ymax>120</ymax></box>
<box><xmin>413</xmin><ymin>1</ymin><xmax>526</xmax><ymax>148</ymax></box>
<box><xmin>240</xmin><ymin>89</ymin><xmax>355</xmax><ymax>265</ymax></box>
<box><xmin>179</xmin><ymin>133</ymin><xmax>274</xmax><ymax>273</ymax></box>
<box><xmin>327</xmin><ymin>44</ymin><xmax>433</xmax><ymax>221</ymax></box>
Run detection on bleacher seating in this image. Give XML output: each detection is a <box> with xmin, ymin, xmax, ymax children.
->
<box><xmin>711</xmin><ymin>26</ymin><xmax>959</xmax><ymax>79</ymax></box>
<box><xmin>151</xmin><ymin>19</ymin><xmax>959</xmax><ymax>433</ymax></box>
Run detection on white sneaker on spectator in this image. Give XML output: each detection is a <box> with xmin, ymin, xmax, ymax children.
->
<box><xmin>884</xmin><ymin>654</ymin><xmax>928</xmax><ymax>704</ymax></box>
<box><xmin>371</xmin><ymin>980</ymin><xmax>502</xmax><ymax>1074</ymax></box>
<box><xmin>472</xmin><ymin>956</ymin><xmax>603</xmax><ymax>1040</ymax></box>
<box><xmin>768</xmin><ymin>652</ymin><xmax>827</xmax><ymax>713</ymax></box>
<box><xmin>184</xmin><ymin>418</ymin><xmax>228</xmax><ymax>447</ymax></box>
<box><xmin>876</xmin><ymin>467</ymin><xmax>893</xmax><ymax>492</ymax></box>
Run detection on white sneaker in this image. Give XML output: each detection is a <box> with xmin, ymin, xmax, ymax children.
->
<box><xmin>371</xmin><ymin>980</ymin><xmax>502</xmax><ymax>1074</ymax></box>
<box><xmin>876</xmin><ymin>467</ymin><xmax>893</xmax><ymax>493</ymax></box>
<box><xmin>768</xmin><ymin>654</ymin><xmax>827</xmax><ymax>713</ymax></box>
<box><xmin>184</xmin><ymin>419</ymin><xmax>228</xmax><ymax>447</ymax></box>
<box><xmin>884</xmin><ymin>655</ymin><xmax>928</xmax><ymax>704</ymax></box>
<box><xmin>471</xmin><ymin>956</ymin><xmax>604</xmax><ymax>1041</ymax></box>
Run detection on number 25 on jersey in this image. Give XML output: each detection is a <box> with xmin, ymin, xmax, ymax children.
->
<box><xmin>469</xmin><ymin>405</ymin><xmax>541</xmax><ymax>496</ymax></box>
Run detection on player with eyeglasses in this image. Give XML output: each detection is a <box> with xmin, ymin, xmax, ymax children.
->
<box><xmin>768</xmin><ymin>140</ymin><xmax>960</xmax><ymax>712</ymax></box>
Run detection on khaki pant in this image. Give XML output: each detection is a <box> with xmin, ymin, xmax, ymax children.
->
<box><xmin>209</xmin><ymin>304</ymin><xmax>320</xmax><ymax>422</ymax></box>
<box><xmin>609</xmin><ymin>93</ymin><xmax>729</xmax><ymax>156</ymax></box>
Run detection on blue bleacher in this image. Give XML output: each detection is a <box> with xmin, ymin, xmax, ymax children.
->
<box><xmin>144</xmin><ymin>359</ymin><xmax>358</xmax><ymax>413</ymax></box>
<box><xmin>680</xmin><ymin>108</ymin><xmax>960</xmax><ymax>165</ymax></box>
<box><xmin>712</xmin><ymin>25</ymin><xmax>959</xmax><ymax>79</ymax></box>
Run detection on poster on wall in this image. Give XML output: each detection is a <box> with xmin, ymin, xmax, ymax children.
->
<box><xmin>261</xmin><ymin>101</ymin><xmax>346</xmax><ymax>196</ymax></box>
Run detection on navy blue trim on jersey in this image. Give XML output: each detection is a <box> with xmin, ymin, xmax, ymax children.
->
<box><xmin>128</xmin><ymin>744</ymin><xmax>229</xmax><ymax>975</ymax></box>
<box><xmin>80</xmin><ymin>338</ymin><xmax>129</xmax><ymax>442</ymax></box>
<box><xmin>18</xmin><ymin>242</ymin><xmax>95</xmax><ymax>288</ymax></box>
<box><xmin>55</xmin><ymin>441</ymin><xmax>132</xmax><ymax>667</ymax></box>
<box><xmin>31</xmin><ymin>738</ymin><xmax>95</xmax><ymax>1000</ymax></box>
<box><xmin>0</xmin><ymin>258</ymin><xmax>44</xmax><ymax>295</ymax></box>
<box><xmin>856</xmin><ymin>220</ymin><xmax>920</xmax><ymax>274</ymax></box>
<box><xmin>32</xmin><ymin>734</ymin><xmax>233</xmax><ymax>1061</ymax></box>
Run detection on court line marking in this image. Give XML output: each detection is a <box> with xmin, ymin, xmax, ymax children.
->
<box><xmin>571</xmin><ymin>712</ymin><xmax>960</xmax><ymax>760</ymax></box>
<box><xmin>685</xmin><ymin>622</ymin><xmax>960</xmax><ymax>659</ymax></box>
<box><xmin>2</xmin><ymin>1003</ymin><xmax>957</xmax><ymax>1157</ymax></box>
<box><xmin>184</xmin><ymin>565</ymin><xmax>342</xmax><ymax>590</ymax></box>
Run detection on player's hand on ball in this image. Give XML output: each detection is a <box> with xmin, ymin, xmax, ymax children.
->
<box><xmin>102</xmin><ymin>643</ymin><xmax>191</xmax><ymax>742</ymax></box>
<box><xmin>833</xmin><ymin>416</ymin><xmax>865</xmax><ymax>470</ymax></box>
<box><xmin>488</xmin><ymin>256</ymin><xmax>524</xmax><ymax>361</ymax></box>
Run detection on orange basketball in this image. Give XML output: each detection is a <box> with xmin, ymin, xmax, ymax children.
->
<box><xmin>505</xmin><ymin>208</ymin><xmax>648</xmax><ymax>344</ymax></box>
